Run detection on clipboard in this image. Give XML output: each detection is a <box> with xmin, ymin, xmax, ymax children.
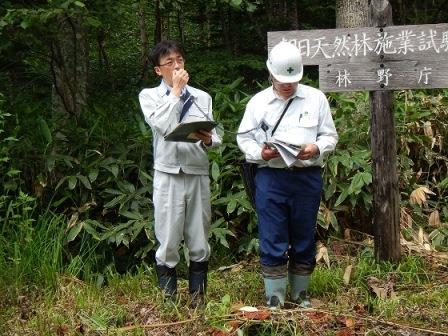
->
<box><xmin>164</xmin><ymin>120</ymin><xmax>218</xmax><ymax>142</ymax></box>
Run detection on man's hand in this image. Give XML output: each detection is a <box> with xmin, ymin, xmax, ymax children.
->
<box><xmin>171</xmin><ymin>69</ymin><xmax>189</xmax><ymax>96</ymax></box>
<box><xmin>297</xmin><ymin>144</ymin><xmax>319</xmax><ymax>160</ymax></box>
<box><xmin>261</xmin><ymin>144</ymin><xmax>280</xmax><ymax>161</ymax></box>
<box><xmin>194</xmin><ymin>129</ymin><xmax>212</xmax><ymax>146</ymax></box>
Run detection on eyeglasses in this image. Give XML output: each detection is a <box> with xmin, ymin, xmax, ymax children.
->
<box><xmin>158</xmin><ymin>58</ymin><xmax>185</xmax><ymax>67</ymax></box>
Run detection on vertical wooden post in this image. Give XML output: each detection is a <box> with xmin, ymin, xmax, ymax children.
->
<box><xmin>369</xmin><ymin>0</ymin><xmax>401</xmax><ymax>262</ymax></box>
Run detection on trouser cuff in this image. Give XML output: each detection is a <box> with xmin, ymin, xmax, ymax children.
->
<box><xmin>288</xmin><ymin>262</ymin><xmax>315</xmax><ymax>275</ymax></box>
<box><xmin>261</xmin><ymin>264</ymin><xmax>287</xmax><ymax>279</ymax></box>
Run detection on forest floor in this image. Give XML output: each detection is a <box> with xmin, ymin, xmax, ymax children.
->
<box><xmin>1</xmin><ymin>239</ymin><xmax>447</xmax><ymax>336</ymax></box>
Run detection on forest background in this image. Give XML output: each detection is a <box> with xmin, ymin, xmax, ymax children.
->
<box><xmin>0</xmin><ymin>1</ymin><xmax>448</xmax><ymax>335</ymax></box>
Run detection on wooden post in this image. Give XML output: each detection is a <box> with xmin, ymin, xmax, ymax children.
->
<box><xmin>369</xmin><ymin>0</ymin><xmax>401</xmax><ymax>262</ymax></box>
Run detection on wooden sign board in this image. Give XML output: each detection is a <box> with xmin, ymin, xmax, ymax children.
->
<box><xmin>319</xmin><ymin>60</ymin><xmax>448</xmax><ymax>92</ymax></box>
<box><xmin>268</xmin><ymin>23</ymin><xmax>448</xmax><ymax>91</ymax></box>
<box><xmin>268</xmin><ymin>23</ymin><xmax>448</xmax><ymax>65</ymax></box>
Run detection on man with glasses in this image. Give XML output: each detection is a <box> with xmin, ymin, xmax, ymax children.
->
<box><xmin>237</xmin><ymin>41</ymin><xmax>338</xmax><ymax>309</ymax></box>
<box><xmin>139</xmin><ymin>40</ymin><xmax>221</xmax><ymax>306</ymax></box>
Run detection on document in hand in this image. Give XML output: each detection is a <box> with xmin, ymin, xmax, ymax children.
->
<box><xmin>265</xmin><ymin>139</ymin><xmax>302</xmax><ymax>167</ymax></box>
<box><xmin>164</xmin><ymin>120</ymin><xmax>218</xmax><ymax>142</ymax></box>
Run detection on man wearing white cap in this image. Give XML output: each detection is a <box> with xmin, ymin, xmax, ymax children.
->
<box><xmin>237</xmin><ymin>41</ymin><xmax>338</xmax><ymax>309</ymax></box>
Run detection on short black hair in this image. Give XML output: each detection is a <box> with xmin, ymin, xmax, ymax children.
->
<box><xmin>150</xmin><ymin>40</ymin><xmax>185</xmax><ymax>67</ymax></box>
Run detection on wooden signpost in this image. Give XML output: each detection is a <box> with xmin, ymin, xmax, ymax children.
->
<box><xmin>268</xmin><ymin>1</ymin><xmax>448</xmax><ymax>262</ymax></box>
<box><xmin>268</xmin><ymin>23</ymin><xmax>448</xmax><ymax>92</ymax></box>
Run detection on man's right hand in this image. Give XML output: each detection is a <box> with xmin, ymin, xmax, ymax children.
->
<box><xmin>171</xmin><ymin>69</ymin><xmax>189</xmax><ymax>97</ymax></box>
<box><xmin>261</xmin><ymin>144</ymin><xmax>280</xmax><ymax>161</ymax></box>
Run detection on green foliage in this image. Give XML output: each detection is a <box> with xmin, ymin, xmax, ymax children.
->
<box><xmin>208</xmin><ymin>78</ymin><xmax>259</xmax><ymax>255</ymax></box>
<box><xmin>35</xmin><ymin>99</ymin><xmax>157</xmax><ymax>262</ymax></box>
<box><xmin>0</xmin><ymin>193</ymin><xmax>61</xmax><ymax>288</ymax></box>
<box><xmin>317</xmin><ymin>89</ymin><xmax>448</xmax><ymax>250</ymax></box>
<box><xmin>317</xmin><ymin>91</ymin><xmax>373</xmax><ymax>233</ymax></box>
<box><xmin>394</xmin><ymin>90</ymin><xmax>448</xmax><ymax>249</ymax></box>
<box><xmin>0</xmin><ymin>92</ymin><xmax>20</xmax><ymax>193</ymax></box>
<box><xmin>188</xmin><ymin>50</ymin><xmax>266</xmax><ymax>93</ymax></box>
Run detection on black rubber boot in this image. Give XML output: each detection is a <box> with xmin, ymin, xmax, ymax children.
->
<box><xmin>155</xmin><ymin>265</ymin><xmax>177</xmax><ymax>298</ymax></box>
<box><xmin>189</xmin><ymin>261</ymin><xmax>208</xmax><ymax>308</ymax></box>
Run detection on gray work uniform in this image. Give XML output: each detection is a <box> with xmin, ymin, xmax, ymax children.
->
<box><xmin>139</xmin><ymin>81</ymin><xmax>221</xmax><ymax>267</ymax></box>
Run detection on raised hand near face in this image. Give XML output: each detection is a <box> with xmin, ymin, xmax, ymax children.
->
<box><xmin>171</xmin><ymin>69</ymin><xmax>189</xmax><ymax>97</ymax></box>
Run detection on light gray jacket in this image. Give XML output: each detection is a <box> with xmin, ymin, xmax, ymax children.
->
<box><xmin>139</xmin><ymin>82</ymin><xmax>221</xmax><ymax>175</ymax></box>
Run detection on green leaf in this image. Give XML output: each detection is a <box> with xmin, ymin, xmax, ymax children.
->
<box><xmin>334</xmin><ymin>187</ymin><xmax>350</xmax><ymax>207</ymax></box>
<box><xmin>212</xmin><ymin>228</ymin><xmax>232</xmax><ymax>248</ymax></box>
<box><xmin>61</xmin><ymin>1</ymin><xmax>71</xmax><ymax>9</ymax></box>
<box><xmin>74</xmin><ymin>1</ymin><xmax>85</xmax><ymax>7</ymax></box>
<box><xmin>55</xmin><ymin>176</ymin><xmax>67</xmax><ymax>190</ymax></box>
<box><xmin>38</xmin><ymin>117</ymin><xmax>52</xmax><ymax>144</ymax></box>
<box><xmin>6</xmin><ymin>169</ymin><xmax>21</xmax><ymax>177</ymax></box>
<box><xmin>77</xmin><ymin>175</ymin><xmax>92</xmax><ymax>189</ymax></box>
<box><xmin>246</xmin><ymin>3</ymin><xmax>257</xmax><ymax>12</ymax></box>
<box><xmin>85</xmin><ymin>16</ymin><xmax>102</xmax><ymax>27</ymax></box>
<box><xmin>20</xmin><ymin>20</ymin><xmax>30</xmax><ymax>29</ymax></box>
<box><xmin>105</xmin><ymin>165</ymin><xmax>119</xmax><ymax>178</ymax></box>
<box><xmin>211</xmin><ymin>161</ymin><xmax>220</xmax><ymax>181</ymax></box>
<box><xmin>117</xmin><ymin>180</ymin><xmax>135</xmax><ymax>193</ymax></box>
<box><xmin>83</xmin><ymin>221</ymin><xmax>100</xmax><ymax>240</ymax></box>
<box><xmin>104</xmin><ymin>188</ymin><xmax>123</xmax><ymax>195</ymax></box>
<box><xmin>104</xmin><ymin>194</ymin><xmax>126</xmax><ymax>209</ymax></box>
<box><xmin>349</xmin><ymin>172</ymin><xmax>365</xmax><ymax>193</ymax></box>
<box><xmin>230</xmin><ymin>0</ymin><xmax>243</xmax><ymax>8</ymax></box>
<box><xmin>88</xmin><ymin>169</ymin><xmax>99</xmax><ymax>183</ymax></box>
<box><xmin>139</xmin><ymin>169</ymin><xmax>152</xmax><ymax>182</ymax></box>
<box><xmin>4</xmin><ymin>136</ymin><xmax>18</xmax><ymax>142</ymax></box>
<box><xmin>361</xmin><ymin>172</ymin><xmax>372</xmax><ymax>185</ymax></box>
<box><xmin>439</xmin><ymin>177</ymin><xmax>448</xmax><ymax>189</ymax></box>
<box><xmin>226</xmin><ymin>198</ymin><xmax>237</xmax><ymax>214</ymax></box>
<box><xmin>229</xmin><ymin>77</ymin><xmax>244</xmax><ymax>90</ymax></box>
<box><xmin>120</xmin><ymin>210</ymin><xmax>142</xmax><ymax>220</ymax></box>
<box><xmin>66</xmin><ymin>222</ymin><xmax>83</xmax><ymax>243</ymax></box>
<box><xmin>68</xmin><ymin>176</ymin><xmax>77</xmax><ymax>190</ymax></box>
<box><xmin>221</xmin><ymin>294</ymin><xmax>231</xmax><ymax>305</ymax></box>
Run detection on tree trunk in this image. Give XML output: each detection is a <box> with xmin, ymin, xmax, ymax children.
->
<box><xmin>292</xmin><ymin>0</ymin><xmax>300</xmax><ymax>29</ymax></box>
<box><xmin>369</xmin><ymin>0</ymin><xmax>401</xmax><ymax>263</ymax></box>
<box><xmin>205</xmin><ymin>3</ymin><xmax>212</xmax><ymax>48</ymax></box>
<box><xmin>220</xmin><ymin>6</ymin><xmax>231</xmax><ymax>50</ymax></box>
<box><xmin>154</xmin><ymin>0</ymin><xmax>170</xmax><ymax>43</ymax></box>
<box><xmin>177</xmin><ymin>10</ymin><xmax>185</xmax><ymax>45</ymax></box>
<box><xmin>336</xmin><ymin>0</ymin><xmax>369</xmax><ymax>28</ymax></box>
<box><xmin>154</xmin><ymin>0</ymin><xmax>162</xmax><ymax>44</ymax></box>
<box><xmin>51</xmin><ymin>13</ymin><xmax>88</xmax><ymax>121</ymax></box>
<box><xmin>97</xmin><ymin>29</ymin><xmax>115</xmax><ymax>90</ymax></box>
<box><xmin>395</xmin><ymin>0</ymin><xmax>406</xmax><ymax>25</ymax></box>
<box><xmin>138</xmin><ymin>0</ymin><xmax>149</xmax><ymax>83</ymax></box>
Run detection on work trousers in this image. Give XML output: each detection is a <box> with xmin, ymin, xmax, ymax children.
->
<box><xmin>153</xmin><ymin>170</ymin><xmax>211</xmax><ymax>268</ymax></box>
<box><xmin>255</xmin><ymin>167</ymin><xmax>322</xmax><ymax>271</ymax></box>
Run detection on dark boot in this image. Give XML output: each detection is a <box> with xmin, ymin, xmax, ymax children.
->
<box><xmin>189</xmin><ymin>261</ymin><xmax>208</xmax><ymax>307</ymax></box>
<box><xmin>155</xmin><ymin>264</ymin><xmax>177</xmax><ymax>298</ymax></box>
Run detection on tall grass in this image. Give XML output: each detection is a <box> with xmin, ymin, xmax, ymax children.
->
<box><xmin>0</xmin><ymin>201</ymin><xmax>63</xmax><ymax>291</ymax></box>
<box><xmin>0</xmin><ymin>194</ymin><xmax>103</xmax><ymax>297</ymax></box>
